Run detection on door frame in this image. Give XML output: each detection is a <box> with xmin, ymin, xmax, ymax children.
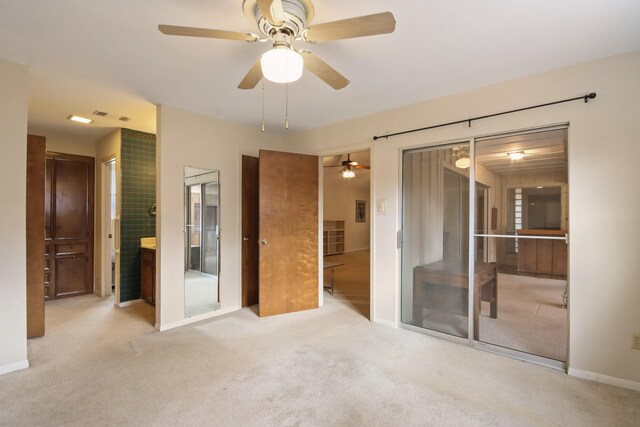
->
<box><xmin>100</xmin><ymin>157</ymin><xmax>119</xmax><ymax>301</ymax></box>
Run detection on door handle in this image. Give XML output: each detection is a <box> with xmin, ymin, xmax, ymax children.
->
<box><xmin>259</xmin><ymin>239</ymin><xmax>268</xmax><ymax>246</ymax></box>
<box><xmin>243</xmin><ymin>237</ymin><xmax>249</xmax><ymax>241</ymax></box>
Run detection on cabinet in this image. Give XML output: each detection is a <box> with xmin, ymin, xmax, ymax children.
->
<box><xmin>141</xmin><ymin>248</ymin><xmax>156</xmax><ymax>305</ymax></box>
<box><xmin>323</xmin><ymin>220</ymin><xmax>345</xmax><ymax>256</ymax></box>
<box><xmin>517</xmin><ymin>229</ymin><xmax>567</xmax><ymax>278</ymax></box>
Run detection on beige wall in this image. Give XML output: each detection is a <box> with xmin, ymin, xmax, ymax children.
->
<box><xmin>156</xmin><ymin>105</ymin><xmax>285</xmax><ymax>330</ymax></box>
<box><xmin>0</xmin><ymin>58</ymin><xmax>28</xmax><ymax>374</ymax></box>
<box><xmin>36</xmin><ymin>130</ymin><xmax>97</xmax><ymax>158</ymax></box>
<box><xmin>323</xmin><ymin>172</ymin><xmax>370</xmax><ymax>252</ymax></box>
<box><xmin>292</xmin><ymin>51</ymin><xmax>640</xmax><ymax>389</ymax></box>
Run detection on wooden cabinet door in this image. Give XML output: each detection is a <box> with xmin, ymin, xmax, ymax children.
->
<box><xmin>141</xmin><ymin>248</ymin><xmax>155</xmax><ymax>304</ymax></box>
<box><xmin>258</xmin><ymin>150</ymin><xmax>318</xmax><ymax>317</ymax></box>
<box><xmin>45</xmin><ymin>152</ymin><xmax>94</xmax><ymax>300</ymax></box>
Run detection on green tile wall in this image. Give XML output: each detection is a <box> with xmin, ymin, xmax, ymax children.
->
<box><xmin>120</xmin><ymin>129</ymin><xmax>156</xmax><ymax>303</ymax></box>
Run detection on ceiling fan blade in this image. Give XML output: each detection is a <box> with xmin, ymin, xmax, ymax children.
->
<box><xmin>257</xmin><ymin>0</ymin><xmax>286</xmax><ymax>25</ymax></box>
<box><xmin>304</xmin><ymin>12</ymin><xmax>396</xmax><ymax>43</ymax></box>
<box><xmin>299</xmin><ymin>50</ymin><xmax>349</xmax><ymax>90</ymax></box>
<box><xmin>238</xmin><ymin>58</ymin><xmax>263</xmax><ymax>89</ymax></box>
<box><xmin>353</xmin><ymin>165</ymin><xmax>370</xmax><ymax>170</ymax></box>
<box><xmin>158</xmin><ymin>24</ymin><xmax>258</xmax><ymax>42</ymax></box>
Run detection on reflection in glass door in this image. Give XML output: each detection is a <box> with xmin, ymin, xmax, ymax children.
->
<box><xmin>474</xmin><ymin>127</ymin><xmax>568</xmax><ymax>363</ymax></box>
<box><xmin>184</xmin><ymin>168</ymin><xmax>221</xmax><ymax>317</ymax></box>
<box><xmin>401</xmin><ymin>143</ymin><xmax>472</xmax><ymax>339</ymax></box>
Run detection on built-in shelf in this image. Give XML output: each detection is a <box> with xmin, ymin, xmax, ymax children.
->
<box><xmin>323</xmin><ymin>220</ymin><xmax>345</xmax><ymax>256</ymax></box>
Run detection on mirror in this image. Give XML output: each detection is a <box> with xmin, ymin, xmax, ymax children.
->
<box><xmin>184</xmin><ymin>167</ymin><xmax>220</xmax><ymax>317</ymax></box>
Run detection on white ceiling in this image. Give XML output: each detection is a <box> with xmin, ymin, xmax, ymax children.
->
<box><xmin>1</xmin><ymin>1</ymin><xmax>639</xmax><ymax>141</ymax></box>
<box><xmin>476</xmin><ymin>129</ymin><xmax>567</xmax><ymax>175</ymax></box>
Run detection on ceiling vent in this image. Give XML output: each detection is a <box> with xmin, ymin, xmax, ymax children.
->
<box><xmin>91</xmin><ymin>110</ymin><xmax>132</xmax><ymax>122</ymax></box>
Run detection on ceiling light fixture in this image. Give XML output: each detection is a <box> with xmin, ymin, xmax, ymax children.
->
<box><xmin>508</xmin><ymin>151</ymin><xmax>525</xmax><ymax>161</ymax></box>
<box><xmin>67</xmin><ymin>114</ymin><xmax>92</xmax><ymax>124</ymax></box>
<box><xmin>452</xmin><ymin>146</ymin><xmax>471</xmax><ymax>169</ymax></box>
<box><xmin>341</xmin><ymin>167</ymin><xmax>355</xmax><ymax>179</ymax></box>
<box><xmin>261</xmin><ymin>43</ymin><xmax>303</xmax><ymax>84</ymax></box>
<box><xmin>455</xmin><ymin>157</ymin><xmax>470</xmax><ymax>169</ymax></box>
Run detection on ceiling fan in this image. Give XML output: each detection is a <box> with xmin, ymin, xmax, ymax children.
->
<box><xmin>324</xmin><ymin>153</ymin><xmax>370</xmax><ymax>178</ymax></box>
<box><xmin>158</xmin><ymin>0</ymin><xmax>396</xmax><ymax>90</ymax></box>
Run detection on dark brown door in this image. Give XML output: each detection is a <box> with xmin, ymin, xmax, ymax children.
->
<box><xmin>258</xmin><ymin>150</ymin><xmax>318</xmax><ymax>317</ymax></box>
<box><xmin>26</xmin><ymin>135</ymin><xmax>46</xmax><ymax>337</ymax></box>
<box><xmin>242</xmin><ymin>155</ymin><xmax>259</xmax><ymax>307</ymax></box>
<box><xmin>45</xmin><ymin>152</ymin><xmax>94</xmax><ymax>300</ymax></box>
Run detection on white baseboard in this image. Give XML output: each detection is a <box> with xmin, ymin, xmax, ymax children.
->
<box><xmin>0</xmin><ymin>359</ymin><xmax>29</xmax><ymax>376</ymax></box>
<box><xmin>117</xmin><ymin>299</ymin><xmax>144</xmax><ymax>308</ymax></box>
<box><xmin>155</xmin><ymin>306</ymin><xmax>239</xmax><ymax>331</ymax></box>
<box><xmin>373</xmin><ymin>317</ymin><xmax>397</xmax><ymax>329</ymax></box>
<box><xmin>568</xmin><ymin>368</ymin><xmax>640</xmax><ymax>392</ymax></box>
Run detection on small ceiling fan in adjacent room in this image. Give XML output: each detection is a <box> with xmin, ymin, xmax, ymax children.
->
<box><xmin>324</xmin><ymin>153</ymin><xmax>370</xmax><ymax>179</ymax></box>
<box><xmin>158</xmin><ymin>0</ymin><xmax>396</xmax><ymax>90</ymax></box>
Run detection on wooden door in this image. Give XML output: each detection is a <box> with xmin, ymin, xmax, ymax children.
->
<box><xmin>26</xmin><ymin>135</ymin><xmax>46</xmax><ymax>337</ymax></box>
<box><xmin>45</xmin><ymin>152</ymin><xmax>94</xmax><ymax>300</ymax></box>
<box><xmin>258</xmin><ymin>150</ymin><xmax>318</xmax><ymax>317</ymax></box>
<box><xmin>242</xmin><ymin>155</ymin><xmax>259</xmax><ymax>307</ymax></box>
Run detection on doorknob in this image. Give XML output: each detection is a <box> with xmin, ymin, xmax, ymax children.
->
<box><xmin>243</xmin><ymin>237</ymin><xmax>249</xmax><ymax>241</ymax></box>
<box><xmin>259</xmin><ymin>239</ymin><xmax>268</xmax><ymax>246</ymax></box>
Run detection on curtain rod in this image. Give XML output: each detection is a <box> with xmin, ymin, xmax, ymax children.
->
<box><xmin>372</xmin><ymin>92</ymin><xmax>596</xmax><ymax>141</ymax></box>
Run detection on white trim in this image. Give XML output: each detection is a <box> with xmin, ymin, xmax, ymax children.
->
<box><xmin>0</xmin><ymin>359</ymin><xmax>29</xmax><ymax>376</ymax></box>
<box><xmin>568</xmin><ymin>368</ymin><xmax>640</xmax><ymax>392</ymax></box>
<box><xmin>373</xmin><ymin>317</ymin><xmax>397</xmax><ymax>329</ymax></box>
<box><xmin>155</xmin><ymin>306</ymin><xmax>238</xmax><ymax>331</ymax></box>
<box><xmin>117</xmin><ymin>298</ymin><xmax>144</xmax><ymax>308</ymax></box>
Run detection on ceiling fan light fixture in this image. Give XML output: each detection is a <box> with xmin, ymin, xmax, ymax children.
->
<box><xmin>508</xmin><ymin>151</ymin><xmax>525</xmax><ymax>161</ymax></box>
<box><xmin>260</xmin><ymin>45</ymin><xmax>303</xmax><ymax>84</ymax></box>
<box><xmin>341</xmin><ymin>167</ymin><xmax>355</xmax><ymax>179</ymax></box>
<box><xmin>455</xmin><ymin>157</ymin><xmax>470</xmax><ymax>169</ymax></box>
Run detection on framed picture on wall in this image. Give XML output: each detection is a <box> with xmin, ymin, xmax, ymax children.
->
<box><xmin>355</xmin><ymin>200</ymin><xmax>366</xmax><ymax>222</ymax></box>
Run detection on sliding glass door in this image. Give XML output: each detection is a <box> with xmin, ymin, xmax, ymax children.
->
<box><xmin>473</xmin><ymin>128</ymin><xmax>568</xmax><ymax>363</ymax></box>
<box><xmin>401</xmin><ymin>142</ymin><xmax>472</xmax><ymax>339</ymax></box>
<box><xmin>401</xmin><ymin>127</ymin><xmax>568</xmax><ymax>366</ymax></box>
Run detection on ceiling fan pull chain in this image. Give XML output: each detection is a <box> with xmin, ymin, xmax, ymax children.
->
<box><xmin>261</xmin><ymin>80</ymin><xmax>265</xmax><ymax>132</ymax></box>
<box><xmin>285</xmin><ymin>82</ymin><xmax>289</xmax><ymax>129</ymax></box>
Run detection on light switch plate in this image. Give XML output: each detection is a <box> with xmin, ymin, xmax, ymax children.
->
<box><xmin>376</xmin><ymin>199</ymin><xmax>387</xmax><ymax>215</ymax></box>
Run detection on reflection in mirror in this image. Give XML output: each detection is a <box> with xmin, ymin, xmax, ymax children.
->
<box><xmin>184</xmin><ymin>167</ymin><xmax>220</xmax><ymax>317</ymax></box>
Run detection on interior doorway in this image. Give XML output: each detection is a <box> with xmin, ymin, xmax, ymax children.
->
<box><xmin>241</xmin><ymin>150</ymin><xmax>320</xmax><ymax>317</ymax></box>
<box><xmin>321</xmin><ymin>150</ymin><xmax>372</xmax><ymax>319</ymax></box>
<box><xmin>101</xmin><ymin>158</ymin><xmax>117</xmax><ymax>300</ymax></box>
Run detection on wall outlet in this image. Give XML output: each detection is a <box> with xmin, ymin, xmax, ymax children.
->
<box><xmin>633</xmin><ymin>333</ymin><xmax>640</xmax><ymax>350</ymax></box>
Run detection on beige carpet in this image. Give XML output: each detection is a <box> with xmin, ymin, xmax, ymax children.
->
<box><xmin>479</xmin><ymin>273</ymin><xmax>567</xmax><ymax>361</ymax></box>
<box><xmin>1</xmin><ymin>271</ymin><xmax>638</xmax><ymax>426</ymax></box>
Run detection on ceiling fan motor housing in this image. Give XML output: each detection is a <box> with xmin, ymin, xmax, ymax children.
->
<box><xmin>243</xmin><ymin>0</ymin><xmax>314</xmax><ymax>38</ymax></box>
